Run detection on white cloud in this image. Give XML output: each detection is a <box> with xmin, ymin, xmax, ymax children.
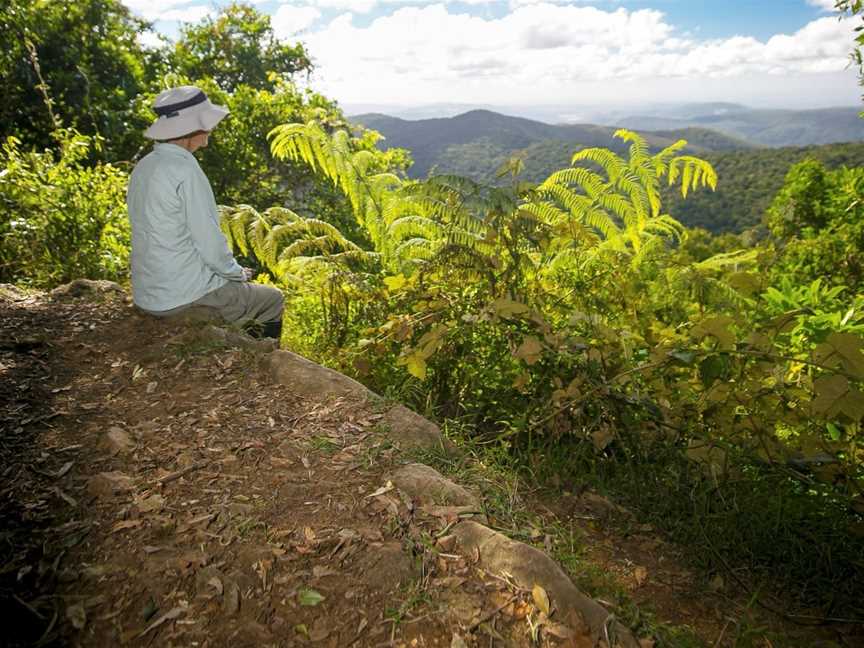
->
<box><xmin>160</xmin><ymin>5</ymin><xmax>212</xmax><ymax>22</ymax></box>
<box><xmin>806</xmin><ymin>0</ymin><xmax>839</xmax><ymax>11</ymax></box>
<box><xmin>295</xmin><ymin>3</ymin><xmax>858</xmax><ymax>105</ymax></box>
<box><xmin>282</xmin><ymin>0</ymin><xmax>498</xmax><ymax>15</ymax></box>
<box><xmin>272</xmin><ymin>5</ymin><xmax>323</xmax><ymax>36</ymax></box>
<box><xmin>122</xmin><ymin>0</ymin><xmax>191</xmax><ymax>21</ymax></box>
<box><xmin>297</xmin><ymin>0</ymin><xmax>378</xmax><ymax>12</ymax></box>
<box><xmin>137</xmin><ymin>30</ymin><xmax>165</xmax><ymax>48</ymax></box>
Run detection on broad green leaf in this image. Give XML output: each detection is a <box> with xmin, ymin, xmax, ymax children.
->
<box><xmin>490</xmin><ymin>297</ymin><xmax>530</xmax><ymax>318</ymax></box>
<box><xmin>383</xmin><ymin>274</ymin><xmax>407</xmax><ymax>291</ymax></box>
<box><xmin>691</xmin><ymin>316</ymin><xmax>736</xmax><ymax>351</ymax></box>
<box><xmin>811</xmin><ymin>375</ymin><xmax>848</xmax><ymax>417</ymax></box>
<box><xmin>699</xmin><ymin>355</ymin><xmax>727</xmax><ymax>389</ymax></box>
<box><xmin>405</xmin><ymin>353</ymin><xmax>427</xmax><ymax>380</ymax></box>
<box><xmin>826</xmin><ymin>332</ymin><xmax>864</xmax><ymax>379</ymax></box>
<box><xmin>668</xmin><ymin>350</ymin><xmax>696</xmax><ymax>366</ymax></box>
<box><xmin>726</xmin><ymin>272</ymin><xmax>761</xmax><ymax>296</ymax></box>
<box><xmin>842</xmin><ymin>387</ymin><xmax>864</xmax><ymax>421</ymax></box>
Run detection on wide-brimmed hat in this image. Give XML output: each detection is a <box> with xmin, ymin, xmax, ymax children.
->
<box><xmin>143</xmin><ymin>86</ymin><xmax>229</xmax><ymax>140</ymax></box>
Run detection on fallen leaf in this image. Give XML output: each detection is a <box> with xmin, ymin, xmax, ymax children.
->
<box><xmin>365</xmin><ymin>481</ymin><xmax>394</xmax><ymax>498</ymax></box>
<box><xmin>356</xmin><ymin>617</ymin><xmax>368</xmax><ymax>635</ymax></box>
<box><xmin>137</xmin><ymin>606</ymin><xmax>184</xmax><ymax>638</ymax></box>
<box><xmin>298</xmin><ymin>588</ymin><xmax>325</xmax><ymax>606</ymax></box>
<box><xmin>532</xmin><ymin>584</ymin><xmax>551</xmax><ymax>616</ymax></box>
<box><xmin>141</xmin><ymin>597</ymin><xmax>157</xmax><ymax>622</ymax></box>
<box><xmin>634</xmin><ymin>566</ymin><xmax>649</xmax><ymax>587</ymax></box>
<box><xmin>207</xmin><ymin>576</ymin><xmax>224</xmax><ymax>596</ymax></box>
<box><xmin>111</xmin><ymin>519</ymin><xmax>143</xmax><ymax>533</ymax></box>
<box><xmin>309</xmin><ymin>616</ymin><xmax>330</xmax><ymax>641</ymax></box>
<box><xmin>54</xmin><ymin>461</ymin><xmax>74</xmax><ymax>478</ymax></box>
<box><xmin>66</xmin><ymin>603</ymin><xmax>86</xmax><ymax>630</ymax></box>
<box><xmin>222</xmin><ymin>581</ymin><xmax>240</xmax><ymax>616</ymax></box>
<box><xmin>136</xmin><ymin>494</ymin><xmax>165</xmax><ymax>513</ymax></box>
<box><xmin>639</xmin><ymin>638</ymin><xmax>656</xmax><ymax>648</ymax></box>
<box><xmin>312</xmin><ymin>566</ymin><xmax>338</xmax><ymax>579</ymax></box>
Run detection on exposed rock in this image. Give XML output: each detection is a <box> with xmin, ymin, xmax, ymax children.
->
<box><xmin>50</xmin><ymin>279</ymin><xmax>124</xmax><ymax>300</ymax></box>
<box><xmin>451</xmin><ymin>521</ymin><xmax>639</xmax><ymax>648</ymax></box>
<box><xmin>379</xmin><ymin>404</ymin><xmax>451</xmax><ymax>451</ymax></box>
<box><xmin>87</xmin><ymin>472</ymin><xmax>134</xmax><ymax>498</ymax></box>
<box><xmin>197</xmin><ymin>325</ymin><xmax>277</xmax><ymax>353</ymax></box>
<box><xmin>101</xmin><ymin>426</ymin><xmax>135</xmax><ymax>455</ymax></box>
<box><xmin>266</xmin><ymin>349</ymin><xmax>371</xmax><ymax>400</ymax></box>
<box><xmin>0</xmin><ymin>284</ymin><xmax>30</xmax><ymax>302</ymax></box>
<box><xmin>391</xmin><ymin>464</ymin><xmax>479</xmax><ymax>509</ymax></box>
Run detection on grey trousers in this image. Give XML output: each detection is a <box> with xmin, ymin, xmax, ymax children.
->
<box><xmin>142</xmin><ymin>281</ymin><xmax>284</xmax><ymax>325</ymax></box>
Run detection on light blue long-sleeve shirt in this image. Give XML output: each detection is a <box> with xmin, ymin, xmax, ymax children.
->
<box><xmin>127</xmin><ymin>143</ymin><xmax>243</xmax><ymax>311</ymax></box>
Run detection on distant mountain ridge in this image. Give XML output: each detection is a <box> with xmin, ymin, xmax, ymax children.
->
<box><xmin>353</xmin><ymin>109</ymin><xmax>752</xmax><ymax>178</ymax></box>
<box><xmin>617</xmin><ymin>106</ymin><xmax>864</xmax><ymax>147</ymax></box>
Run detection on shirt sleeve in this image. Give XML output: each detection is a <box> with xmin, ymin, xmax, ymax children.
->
<box><xmin>180</xmin><ymin>166</ymin><xmax>244</xmax><ymax>281</ymax></box>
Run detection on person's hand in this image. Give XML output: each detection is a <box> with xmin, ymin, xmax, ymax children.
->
<box><xmin>242</xmin><ymin>267</ymin><xmax>255</xmax><ymax>282</ymax></box>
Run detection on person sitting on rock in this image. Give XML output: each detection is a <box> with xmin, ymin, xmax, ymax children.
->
<box><xmin>126</xmin><ymin>85</ymin><xmax>283</xmax><ymax>340</ymax></box>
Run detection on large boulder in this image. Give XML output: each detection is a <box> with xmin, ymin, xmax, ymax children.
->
<box><xmin>391</xmin><ymin>463</ymin><xmax>479</xmax><ymax>508</ymax></box>
<box><xmin>379</xmin><ymin>404</ymin><xmax>451</xmax><ymax>452</ymax></box>
<box><xmin>451</xmin><ymin>521</ymin><xmax>639</xmax><ymax>648</ymax></box>
<box><xmin>265</xmin><ymin>351</ymin><xmax>449</xmax><ymax>451</ymax></box>
<box><xmin>266</xmin><ymin>350</ymin><xmax>371</xmax><ymax>401</ymax></box>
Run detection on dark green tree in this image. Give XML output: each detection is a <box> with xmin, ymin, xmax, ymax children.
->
<box><xmin>766</xmin><ymin>159</ymin><xmax>864</xmax><ymax>288</ymax></box>
<box><xmin>169</xmin><ymin>3</ymin><xmax>312</xmax><ymax>93</ymax></box>
<box><xmin>0</xmin><ymin>0</ymin><xmax>153</xmax><ymax>158</ymax></box>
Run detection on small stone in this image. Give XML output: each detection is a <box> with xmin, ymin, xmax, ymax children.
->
<box><xmin>102</xmin><ymin>427</ymin><xmax>135</xmax><ymax>455</ymax></box>
<box><xmin>87</xmin><ymin>471</ymin><xmax>134</xmax><ymax>498</ymax></box>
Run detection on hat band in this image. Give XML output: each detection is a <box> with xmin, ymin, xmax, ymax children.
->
<box><xmin>154</xmin><ymin>90</ymin><xmax>208</xmax><ymax>118</ymax></box>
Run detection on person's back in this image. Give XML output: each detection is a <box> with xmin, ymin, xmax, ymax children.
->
<box><xmin>128</xmin><ymin>143</ymin><xmax>236</xmax><ymax>311</ymax></box>
<box><xmin>128</xmin><ymin>86</ymin><xmax>283</xmax><ymax>340</ymax></box>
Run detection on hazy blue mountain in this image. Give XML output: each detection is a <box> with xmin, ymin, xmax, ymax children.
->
<box><xmin>618</xmin><ymin>106</ymin><xmax>864</xmax><ymax>146</ymax></box>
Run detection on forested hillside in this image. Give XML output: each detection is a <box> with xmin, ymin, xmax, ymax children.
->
<box><xmin>352</xmin><ymin>110</ymin><xmax>750</xmax><ymax>177</ymax></box>
<box><xmin>4</xmin><ymin>1</ymin><xmax>864</xmax><ymax>646</ymax></box>
<box><xmin>664</xmin><ymin>141</ymin><xmax>864</xmax><ymax>232</ymax></box>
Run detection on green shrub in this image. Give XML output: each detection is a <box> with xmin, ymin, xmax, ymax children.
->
<box><xmin>0</xmin><ymin>130</ymin><xmax>129</xmax><ymax>287</ymax></box>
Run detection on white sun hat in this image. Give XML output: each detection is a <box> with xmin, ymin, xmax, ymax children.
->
<box><xmin>143</xmin><ymin>85</ymin><xmax>229</xmax><ymax>140</ymax></box>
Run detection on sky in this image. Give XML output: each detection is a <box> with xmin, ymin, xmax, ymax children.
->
<box><xmin>126</xmin><ymin>0</ymin><xmax>862</xmax><ymax>113</ymax></box>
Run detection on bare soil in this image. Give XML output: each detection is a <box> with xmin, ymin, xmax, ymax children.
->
<box><xmin>0</xmin><ymin>288</ymin><xmax>593</xmax><ymax>647</ymax></box>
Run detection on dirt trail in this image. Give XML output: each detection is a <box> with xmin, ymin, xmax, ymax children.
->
<box><xmin>1</xmin><ymin>284</ymin><xmax>610</xmax><ymax>647</ymax></box>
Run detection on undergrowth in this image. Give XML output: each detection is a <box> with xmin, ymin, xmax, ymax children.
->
<box><xmin>408</xmin><ymin>419</ymin><xmax>862</xmax><ymax>647</ymax></box>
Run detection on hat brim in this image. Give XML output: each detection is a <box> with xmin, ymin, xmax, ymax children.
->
<box><xmin>144</xmin><ymin>101</ymin><xmax>229</xmax><ymax>140</ymax></box>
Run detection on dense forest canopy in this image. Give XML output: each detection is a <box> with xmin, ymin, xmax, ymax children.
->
<box><xmin>3</xmin><ymin>0</ymin><xmax>864</xmax><ymax>635</ymax></box>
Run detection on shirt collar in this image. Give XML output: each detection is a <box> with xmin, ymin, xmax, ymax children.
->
<box><xmin>154</xmin><ymin>142</ymin><xmax>195</xmax><ymax>161</ymax></box>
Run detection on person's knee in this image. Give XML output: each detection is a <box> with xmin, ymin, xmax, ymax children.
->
<box><xmin>262</xmin><ymin>285</ymin><xmax>284</xmax><ymax>321</ymax></box>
